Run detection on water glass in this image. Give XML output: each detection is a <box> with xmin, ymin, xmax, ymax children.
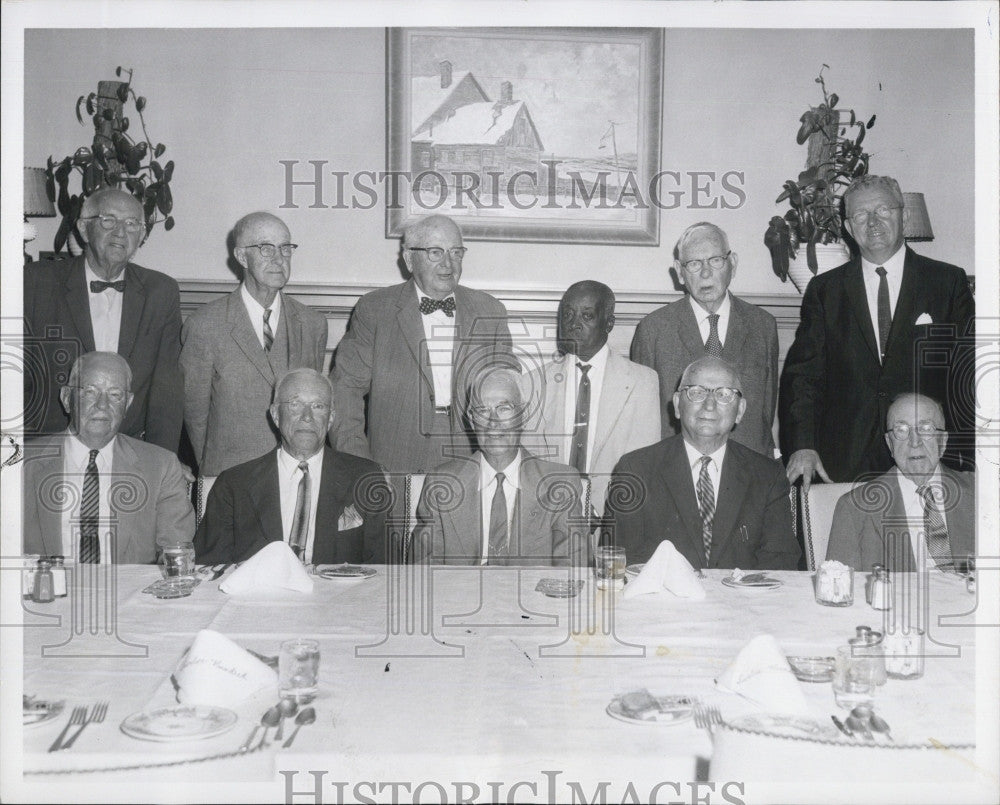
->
<box><xmin>279</xmin><ymin>638</ymin><xmax>320</xmax><ymax>703</ymax></box>
<box><xmin>159</xmin><ymin>542</ymin><xmax>196</xmax><ymax>584</ymax></box>
<box><xmin>595</xmin><ymin>546</ymin><xmax>626</xmax><ymax>591</ymax></box>
<box><xmin>832</xmin><ymin>644</ymin><xmax>877</xmax><ymax>709</ymax></box>
<box><xmin>884</xmin><ymin>628</ymin><xmax>925</xmax><ymax>680</ymax></box>
<box><xmin>815</xmin><ymin>562</ymin><xmax>854</xmax><ymax>606</ymax></box>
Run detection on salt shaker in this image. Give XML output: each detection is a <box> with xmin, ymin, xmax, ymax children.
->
<box><xmin>31</xmin><ymin>559</ymin><xmax>55</xmax><ymax>604</ymax></box>
<box><xmin>50</xmin><ymin>555</ymin><xmax>67</xmax><ymax>598</ymax></box>
<box><xmin>865</xmin><ymin>563</ymin><xmax>884</xmax><ymax>604</ymax></box>
<box><xmin>870</xmin><ymin>567</ymin><xmax>891</xmax><ymax>611</ymax></box>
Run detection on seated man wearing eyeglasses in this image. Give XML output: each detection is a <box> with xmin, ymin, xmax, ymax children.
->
<box><xmin>412</xmin><ymin>366</ymin><xmax>584</xmax><ymax>566</ymax></box>
<box><xmin>194</xmin><ymin>368</ymin><xmax>386</xmax><ymax>564</ymax></box>
<box><xmin>180</xmin><ymin>212</ymin><xmax>327</xmax><ymax>477</ymax></box>
<box><xmin>23</xmin><ymin>352</ymin><xmax>195</xmax><ymax>563</ymax></box>
<box><xmin>603</xmin><ymin>356</ymin><xmax>799</xmax><ymax>570</ymax></box>
<box><xmin>24</xmin><ymin>188</ymin><xmax>184</xmax><ymax>453</ymax></box>
<box><xmin>826</xmin><ymin>393</ymin><xmax>974</xmax><ymax>573</ymax></box>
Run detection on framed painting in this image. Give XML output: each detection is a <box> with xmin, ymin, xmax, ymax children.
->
<box><xmin>386</xmin><ymin>27</ymin><xmax>664</xmax><ymax>245</ymax></box>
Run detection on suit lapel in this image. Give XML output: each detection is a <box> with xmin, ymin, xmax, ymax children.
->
<box><xmin>677</xmin><ymin>298</ymin><xmax>705</xmax><ymax>357</ymax></box>
<box><xmin>64</xmin><ymin>258</ymin><xmax>96</xmax><ymax>352</ymax></box>
<box><xmin>720</xmin><ymin>296</ymin><xmax>747</xmax><ymax>367</ymax></box>
<box><xmin>884</xmin><ymin>250</ymin><xmax>920</xmax><ymax>362</ymax></box>
<box><xmin>843</xmin><ymin>259</ymin><xmax>881</xmax><ymax>364</ymax></box>
<box><xmin>593</xmin><ymin>352</ymin><xmax>630</xmax><ymax>463</ymax></box>
<box><xmin>396</xmin><ymin>281</ymin><xmax>436</xmax><ymax>401</ymax></box>
<box><xmin>249</xmin><ymin>451</ymin><xmax>284</xmax><ymax>546</ymax></box>
<box><xmin>226</xmin><ymin>290</ymin><xmax>275</xmax><ymax>384</ymax></box>
<box><xmin>110</xmin><ymin>436</ymin><xmax>141</xmax><ymax>563</ymax></box>
<box><xmin>314</xmin><ymin>449</ymin><xmax>348</xmax><ymax>558</ymax></box>
<box><xmin>544</xmin><ymin>356</ymin><xmax>571</xmax><ymax>460</ymax></box>
<box><xmin>658</xmin><ymin>438</ymin><xmax>705</xmax><ymax>562</ymax></box>
<box><xmin>711</xmin><ymin>445</ymin><xmax>750</xmax><ymax>561</ymax></box>
<box><xmin>447</xmin><ymin>457</ymin><xmax>484</xmax><ymax>562</ymax></box>
<box><xmin>282</xmin><ymin>293</ymin><xmax>304</xmax><ymax>367</ymax></box>
<box><xmin>116</xmin><ymin>264</ymin><xmax>145</xmax><ymax>359</ymax></box>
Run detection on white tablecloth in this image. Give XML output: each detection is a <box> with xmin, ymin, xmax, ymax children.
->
<box><xmin>17</xmin><ymin>565</ymin><xmax>990</xmax><ymax>803</ymax></box>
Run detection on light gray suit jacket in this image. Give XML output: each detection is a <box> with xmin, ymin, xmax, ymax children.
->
<box><xmin>631</xmin><ymin>293</ymin><xmax>778</xmax><ymax>457</ymax></box>
<box><xmin>180</xmin><ymin>288</ymin><xmax>327</xmax><ymax>476</ymax></box>
<box><xmin>331</xmin><ymin>279</ymin><xmax>513</xmax><ymax>473</ymax></box>
<box><xmin>412</xmin><ymin>451</ymin><xmax>585</xmax><ymax>566</ymax></box>
<box><xmin>520</xmin><ymin>350</ymin><xmax>661</xmax><ymax>515</ymax></box>
<box><xmin>22</xmin><ymin>433</ymin><xmax>196</xmax><ymax>563</ymax></box>
<box><xmin>826</xmin><ymin>468</ymin><xmax>975</xmax><ymax>572</ymax></box>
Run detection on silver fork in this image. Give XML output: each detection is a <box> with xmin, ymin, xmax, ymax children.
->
<box><xmin>693</xmin><ymin>704</ymin><xmax>724</xmax><ymax>732</ymax></box>
<box><xmin>60</xmin><ymin>701</ymin><xmax>108</xmax><ymax>750</ymax></box>
<box><xmin>47</xmin><ymin>706</ymin><xmax>87</xmax><ymax>753</ymax></box>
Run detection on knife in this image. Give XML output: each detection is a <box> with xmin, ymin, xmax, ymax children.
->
<box><xmin>831</xmin><ymin>715</ymin><xmax>853</xmax><ymax>739</ymax></box>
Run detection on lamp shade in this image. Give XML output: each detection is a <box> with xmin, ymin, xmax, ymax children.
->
<box><xmin>902</xmin><ymin>192</ymin><xmax>934</xmax><ymax>241</ymax></box>
<box><xmin>24</xmin><ymin>167</ymin><xmax>56</xmax><ymax>217</ymax></box>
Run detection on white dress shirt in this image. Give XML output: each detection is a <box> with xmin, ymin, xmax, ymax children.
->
<box><xmin>561</xmin><ymin>343</ymin><xmax>609</xmax><ymax>472</ymax></box>
<box><xmin>84</xmin><ymin>261</ymin><xmax>124</xmax><ymax>353</ymax></box>
<box><xmin>683</xmin><ymin>438</ymin><xmax>727</xmax><ymax>511</ymax></box>
<box><xmin>688</xmin><ymin>292</ymin><xmax>732</xmax><ymax>347</ymax></box>
<box><xmin>895</xmin><ymin>468</ymin><xmax>949</xmax><ymax>573</ymax></box>
<box><xmin>861</xmin><ymin>245</ymin><xmax>905</xmax><ymax>356</ymax></box>
<box><xmin>240</xmin><ymin>283</ymin><xmax>282</xmax><ymax>350</ymax></box>
<box><xmin>478</xmin><ymin>451</ymin><xmax>521</xmax><ymax>565</ymax></box>
<box><xmin>415</xmin><ymin>284</ymin><xmax>456</xmax><ymax>408</ymax></box>
<box><xmin>276</xmin><ymin>447</ymin><xmax>324</xmax><ymax>563</ymax></box>
<box><xmin>61</xmin><ymin>433</ymin><xmax>115</xmax><ymax>563</ymax></box>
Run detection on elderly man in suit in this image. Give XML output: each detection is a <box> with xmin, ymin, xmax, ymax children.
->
<box><xmin>781</xmin><ymin>175</ymin><xmax>975</xmax><ymax>490</ymax></box>
<box><xmin>604</xmin><ymin>357</ymin><xmax>799</xmax><ymax>570</ymax></box>
<box><xmin>631</xmin><ymin>222</ymin><xmax>778</xmax><ymax>457</ymax></box>
<box><xmin>826</xmin><ymin>393</ymin><xmax>974</xmax><ymax>572</ymax></box>
<box><xmin>331</xmin><ymin>214</ymin><xmax>513</xmax><ymax>474</ymax></box>
<box><xmin>180</xmin><ymin>212</ymin><xmax>327</xmax><ymax>476</ymax></box>
<box><xmin>194</xmin><ymin>368</ymin><xmax>386</xmax><ymax>565</ymax></box>
<box><xmin>413</xmin><ymin>366</ymin><xmax>584</xmax><ymax>566</ymax></box>
<box><xmin>521</xmin><ymin>280</ymin><xmax>660</xmax><ymax>516</ymax></box>
<box><xmin>24</xmin><ymin>188</ymin><xmax>183</xmax><ymax>452</ymax></box>
<box><xmin>23</xmin><ymin>352</ymin><xmax>195</xmax><ymax>563</ymax></box>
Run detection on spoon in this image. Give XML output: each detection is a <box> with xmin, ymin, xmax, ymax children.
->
<box><xmin>868</xmin><ymin>711</ymin><xmax>894</xmax><ymax>742</ymax></box>
<box><xmin>274</xmin><ymin>698</ymin><xmax>298</xmax><ymax>742</ymax></box>
<box><xmin>282</xmin><ymin>706</ymin><xmax>316</xmax><ymax>749</ymax></box>
<box><xmin>845</xmin><ymin>712</ymin><xmax>874</xmax><ymax>741</ymax></box>
<box><xmin>259</xmin><ymin>706</ymin><xmax>281</xmax><ymax>748</ymax></box>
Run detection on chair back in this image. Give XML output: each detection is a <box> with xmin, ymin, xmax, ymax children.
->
<box><xmin>801</xmin><ymin>482</ymin><xmax>854</xmax><ymax>569</ymax></box>
<box><xmin>401</xmin><ymin>473</ymin><xmax>425</xmax><ymax>562</ymax></box>
<box><xmin>195</xmin><ymin>475</ymin><xmax>217</xmax><ymax>526</ymax></box>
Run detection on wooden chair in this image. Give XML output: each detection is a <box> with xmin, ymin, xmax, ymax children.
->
<box><xmin>801</xmin><ymin>482</ymin><xmax>854</xmax><ymax>570</ymax></box>
<box><xmin>194</xmin><ymin>475</ymin><xmax>217</xmax><ymax>527</ymax></box>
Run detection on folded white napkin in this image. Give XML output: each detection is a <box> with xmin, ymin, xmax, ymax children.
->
<box><xmin>914</xmin><ymin>312</ymin><xmax>933</xmax><ymax>325</ymax></box>
<box><xmin>219</xmin><ymin>540</ymin><xmax>314</xmax><ymax>596</ymax></box>
<box><xmin>174</xmin><ymin>629</ymin><xmax>278</xmax><ymax>707</ymax></box>
<box><xmin>622</xmin><ymin>540</ymin><xmax>706</xmax><ymax>601</ymax></box>
<box><xmin>716</xmin><ymin>634</ymin><xmax>810</xmax><ymax>715</ymax></box>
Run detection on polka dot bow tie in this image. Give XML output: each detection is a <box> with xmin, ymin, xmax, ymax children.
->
<box><xmin>419</xmin><ymin>297</ymin><xmax>456</xmax><ymax>317</ymax></box>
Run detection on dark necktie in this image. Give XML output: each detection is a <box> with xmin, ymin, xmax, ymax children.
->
<box><xmin>569</xmin><ymin>363</ymin><xmax>591</xmax><ymax>475</ymax></box>
<box><xmin>918</xmin><ymin>483</ymin><xmax>953</xmax><ymax>570</ymax></box>
<box><xmin>696</xmin><ymin>456</ymin><xmax>715</xmax><ymax>567</ymax></box>
<box><xmin>79</xmin><ymin>449</ymin><xmax>100</xmax><ymax>564</ymax></box>
<box><xmin>488</xmin><ymin>472</ymin><xmax>508</xmax><ymax>559</ymax></box>
<box><xmin>419</xmin><ymin>297</ymin><xmax>456</xmax><ymax>317</ymax></box>
<box><xmin>705</xmin><ymin>313</ymin><xmax>723</xmax><ymax>357</ymax></box>
<box><xmin>875</xmin><ymin>266</ymin><xmax>891</xmax><ymax>360</ymax></box>
<box><xmin>263</xmin><ymin>308</ymin><xmax>274</xmax><ymax>353</ymax></box>
<box><xmin>289</xmin><ymin>461</ymin><xmax>310</xmax><ymax>561</ymax></box>
<box><xmin>89</xmin><ymin>279</ymin><xmax>126</xmax><ymax>293</ymax></box>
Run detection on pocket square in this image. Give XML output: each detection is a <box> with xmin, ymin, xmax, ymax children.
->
<box><xmin>915</xmin><ymin>312</ymin><xmax>933</xmax><ymax>325</ymax></box>
<box><xmin>338</xmin><ymin>504</ymin><xmax>364</xmax><ymax>530</ymax></box>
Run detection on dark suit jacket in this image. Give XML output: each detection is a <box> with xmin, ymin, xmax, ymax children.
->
<box><xmin>412</xmin><ymin>451</ymin><xmax>584</xmax><ymax>566</ymax></box>
<box><xmin>826</xmin><ymin>467</ymin><xmax>975</xmax><ymax>572</ymax></box>
<box><xmin>22</xmin><ymin>433</ymin><xmax>195</xmax><ymax>563</ymax></box>
<box><xmin>193</xmin><ymin>447</ymin><xmax>387</xmax><ymax>564</ymax></box>
<box><xmin>331</xmin><ymin>279</ymin><xmax>514</xmax><ymax>473</ymax></box>
<box><xmin>631</xmin><ymin>293</ymin><xmax>779</xmax><ymax>457</ymax></box>
<box><xmin>23</xmin><ymin>256</ymin><xmax>183</xmax><ymax>452</ymax></box>
<box><xmin>779</xmin><ymin>248</ymin><xmax>975</xmax><ymax>482</ymax></box>
<box><xmin>604</xmin><ymin>434</ymin><xmax>799</xmax><ymax>570</ymax></box>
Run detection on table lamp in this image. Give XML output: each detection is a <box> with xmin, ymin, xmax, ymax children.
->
<box><xmin>24</xmin><ymin>166</ymin><xmax>56</xmax><ymax>263</ymax></box>
<box><xmin>902</xmin><ymin>192</ymin><xmax>934</xmax><ymax>241</ymax></box>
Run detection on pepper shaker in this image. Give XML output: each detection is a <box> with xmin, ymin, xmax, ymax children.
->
<box><xmin>31</xmin><ymin>559</ymin><xmax>55</xmax><ymax>604</ymax></box>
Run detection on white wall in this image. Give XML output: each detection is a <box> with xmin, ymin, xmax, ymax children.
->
<box><xmin>24</xmin><ymin>28</ymin><xmax>975</xmax><ymax>293</ymax></box>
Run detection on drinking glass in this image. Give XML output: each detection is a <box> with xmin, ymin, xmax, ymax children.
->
<box><xmin>158</xmin><ymin>542</ymin><xmax>196</xmax><ymax>586</ymax></box>
<box><xmin>279</xmin><ymin>638</ymin><xmax>320</xmax><ymax>703</ymax></box>
<box><xmin>832</xmin><ymin>644</ymin><xmax>877</xmax><ymax>708</ymax></box>
<box><xmin>815</xmin><ymin>563</ymin><xmax>854</xmax><ymax>606</ymax></box>
<box><xmin>883</xmin><ymin>628</ymin><xmax>925</xmax><ymax>680</ymax></box>
<box><xmin>595</xmin><ymin>546</ymin><xmax>626</xmax><ymax>591</ymax></box>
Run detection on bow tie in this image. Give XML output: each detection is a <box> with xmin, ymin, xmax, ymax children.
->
<box><xmin>419</xmin><ymin>296</ymin><xmax>456</xmax><ymax>317</ymax></box>
<box><xmin>90</xmin><ymin>279</ymin><xmax>126</xmax><ymax>293</ymax></box>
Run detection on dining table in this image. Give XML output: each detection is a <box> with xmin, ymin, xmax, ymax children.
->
<box><xmin>16</xmin><ymin>562</ymin><xmax>991</xmax><ymax>804</ymax></box>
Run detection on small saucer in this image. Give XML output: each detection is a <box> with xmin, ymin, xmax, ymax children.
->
<box><xmin>142</xmin><ymin>578</ymin><xmax>198</xmax><ymax>598</ymax></box>
<box><xmin>535</xmin><ymin>578</ymin><xmax>584</xmax><ymax>598</ymax></box>
<box><xmin>316</xmin><ymin>564</ymin><xmax>376</xmax><ymax>579</ymax></box>
<box><xmin>787</xmin><ymin>655</ymin><xmax>836</xmax><ymax>682</ymax></box>
<box><xmin>606</xmin><ymin>693</ymin><xmax>696</xmax><ymax>726</ymax></box>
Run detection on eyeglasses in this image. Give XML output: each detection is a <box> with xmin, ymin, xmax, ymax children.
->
<box><xmin>243</xmin><ymin>243</ymin><xmax>298</xmax><ymax>259</ymax></box>
<box><xmin>408</xmin><ymin>247</ymin><xmax>468</xmax><ymax>262</ymax></box>
<box><xmin>680</xmin><ymin>251</ymin><xmax>731</xmax><ymax>274</ymax></box>
<box><xmin>848</xmin><ymin>205</ymin><xmax>902</xmax><ymax>225</ymax></box>
<box><xmin>278</xmin><ymin>400</ymin><xmax>331</xmax><ymax>416</ymax></box>
<box><xmin>887</xmin><ymin>422</ymin><xmax>946</xmax><ymax>441</ymax></box>
<box><xmin>73</xmin><ymin>385</ymin><xmax>128</xmax><ymax>404</ymax></box>
<box><xmin>79</xmin><ymin>214</ymin><xmax>143</xmax><ymax>233</ymax></box>
<box><xmin>469</xmin><ymin>402</ymin><xmax>522</xmax><ymax>421</ymax></box>
<box><xmin>679</xmin><ymin>385</ymin><xmax>742</xmax><ymax>405</ymax></box>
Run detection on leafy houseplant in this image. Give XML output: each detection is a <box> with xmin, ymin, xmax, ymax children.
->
<box><xmin>765</xmin><ymin>66</ymin><xmax>876</xmax><ymax>282</ymax></box>
<box><xmin>45</xmin><ymin>66</ymin><xmax>175</xmax><ymax>253</ymax></box>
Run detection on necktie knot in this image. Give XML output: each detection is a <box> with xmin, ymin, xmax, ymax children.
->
<box><xmin>88</xmin><ymin>449</ymin><xmax>99</xmax><ymax>464</ymax></box>
<box><xmin>90</xmin><ymin>279</ymin><xmax>126</xmax><ymax>293</ymax></box>
<box><xmin>298</xmin><ymin>460</ymin><xmax>309</xmax><ymax>474</ymax></box>
<box><xmin>700</xmin><ymin>455</ymin><xmax>712</xmax><ymax>470</ymax></box>
<box><xmin>419</xmin><ymin>296</ymin><xmax>456</xmax><ymax>317</ymax></box>
<box><xmin>876</xmin><ymin>266</ymin><xmax>887</xmax><ymax>278</ymax></box>
<box><xmin>495</xmin><ymin>471</ymin><xmax>506</xmax><ymax>487</ymax></box>
<box><xmin>577</xmin><ymin>362</ymin><xmax>591</xmax><ymax>376</ymax></box>
<box><xmin>263</xmin><ymin>308</ymin><xmax>272</xmax><ymax>323</ymax></box>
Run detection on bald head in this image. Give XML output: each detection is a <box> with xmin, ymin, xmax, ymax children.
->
<box><xmin>885</xmin><ymin>393</ymin><xmax>947</xmax><ymax>480</ymax></box>
<box><xmin>678</xmin><ymin>356</ymin><xmax>742</xmax><ymax>393</ymax></box>
<box><xmin>402</xmin><ymin>215</ymin><xmax>465</xmax><ymax>300</ymax></box>
<box><xmin>233</xmin><ymin>212</ymin><xmax>290</xmax><ymax>247</ymax></box>
<box><xmin>61</xmin><ymin>352</ymin><xmax>134</xmax><ymax>449</ymax></box>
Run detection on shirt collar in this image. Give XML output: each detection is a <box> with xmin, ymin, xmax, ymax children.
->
<box><xmin>575</xmin><ymin>342</ymin><xmax>609</xmax><ymax>373</ymax></box>
<box><xmin>861</xmin><ymin>244</ymin><xmax>906</xmax><ymax>276</ymax></box>
<box><xmin>682</xmin><ymin>437</ymin><xmax>727</xmax><ymax>471</ymax></box>
<box><xmin>84</xmin><ymin>261</ymin><xmax>126</xmax><ymax>291</ymax></box>
<box><xmin>413</xmin><ymin>283</ymin><xmax>456</xmax><ymax>304</ymax></box>
<box><xmin>894</xmin><ymin>465</ymin><xmax>944</xmax><ymax>498</ymax></box>
<box><xmin>277</xmin><ymin>445</ymin><xmax>324</xmax><ymax>477</ymax></box>
<box><xmin>479</xmin><ymin>450</ymin><xmax>522</xmax><ymax>490</ymax></box>
<box><xmin>65</xmin><ymin>431</ymin><xmax>115</xmax><ymax>470</ymax></box>
<box><xmin>688</xmin><ymin>291</ymin><xmax>731</xmax><ymax>323</ymax></box>
<box><xmin>240</xmin><ymin>282</ymin><xmax>283</xmax><ymax>318</ymax></box>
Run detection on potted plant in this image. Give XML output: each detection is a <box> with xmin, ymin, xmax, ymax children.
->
<box><xmin>45</xmin><ymin>66</ymin><xmax>175</xmax><ymax>253</ymax></box>
<box><xmin>764</xmin><ymin>65</ymin><xmax>876</xmax><ymax>291</ymax></box>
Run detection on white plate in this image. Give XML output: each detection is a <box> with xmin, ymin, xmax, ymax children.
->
<box><xmin>316</xmin><ymin>564</ymin><xmax>377</xmax><ymax>579</ymax></box>
<box><xmin>120</xmin><ymin>705</ymin><xmax>238</xmax><ymax>742</ymax></box>
<box><xmin>606</xmin><ymin>695</ymin><xmax>695</xmax><ymax>726</ymax></box>
<box><xmin>23</xmin><ymin>697</ymin><xmax>65</xmax><ymax>727</ymax></box>
<box><xmin>721</xmin><ymin>575</ymin><xmax>782</xmax><ymax>590</ymax></box>
<box><xmin>624</xmin><ymin>564</ymin><xmax>644</xmax><ymax>577</ymax></box>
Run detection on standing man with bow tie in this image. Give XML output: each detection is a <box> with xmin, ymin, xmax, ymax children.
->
<box><xmin>331</xmin><ymin>214</ymin><xmax>514</xmax><ymax>475</ymax></box>
<box><xmin>24</xmin><ymin>188</ymin><xmax>183</xmax><ymax>452</ymax></box>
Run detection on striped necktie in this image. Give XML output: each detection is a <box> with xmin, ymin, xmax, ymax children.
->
<box><xmin>696</xmin><ymin>456</ymin><xmax>715</xmax><ymax>567</ymax></box>
<box><xmin>289</xmin><ymin>461</ymin><xmax>310</xmax><ymax>561</ymax></box>
<box><xmin>263</xmin><ymin>308</ymin><xmax>274</xmax><ymax>353</ymax></box>
<box><xmin>79</xmin><ymin>449</ymin><xmax>100</xmax><ymax>564</ymax></box>
<box><xmin>569</xmin><ymin>364</ymin><xmax>591</xmax><ymax>475</ymax></box>
<box><xmin>918</xmin><ymin>483</ymin><xmax>953</xmax><ymax>570</ymax></box>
